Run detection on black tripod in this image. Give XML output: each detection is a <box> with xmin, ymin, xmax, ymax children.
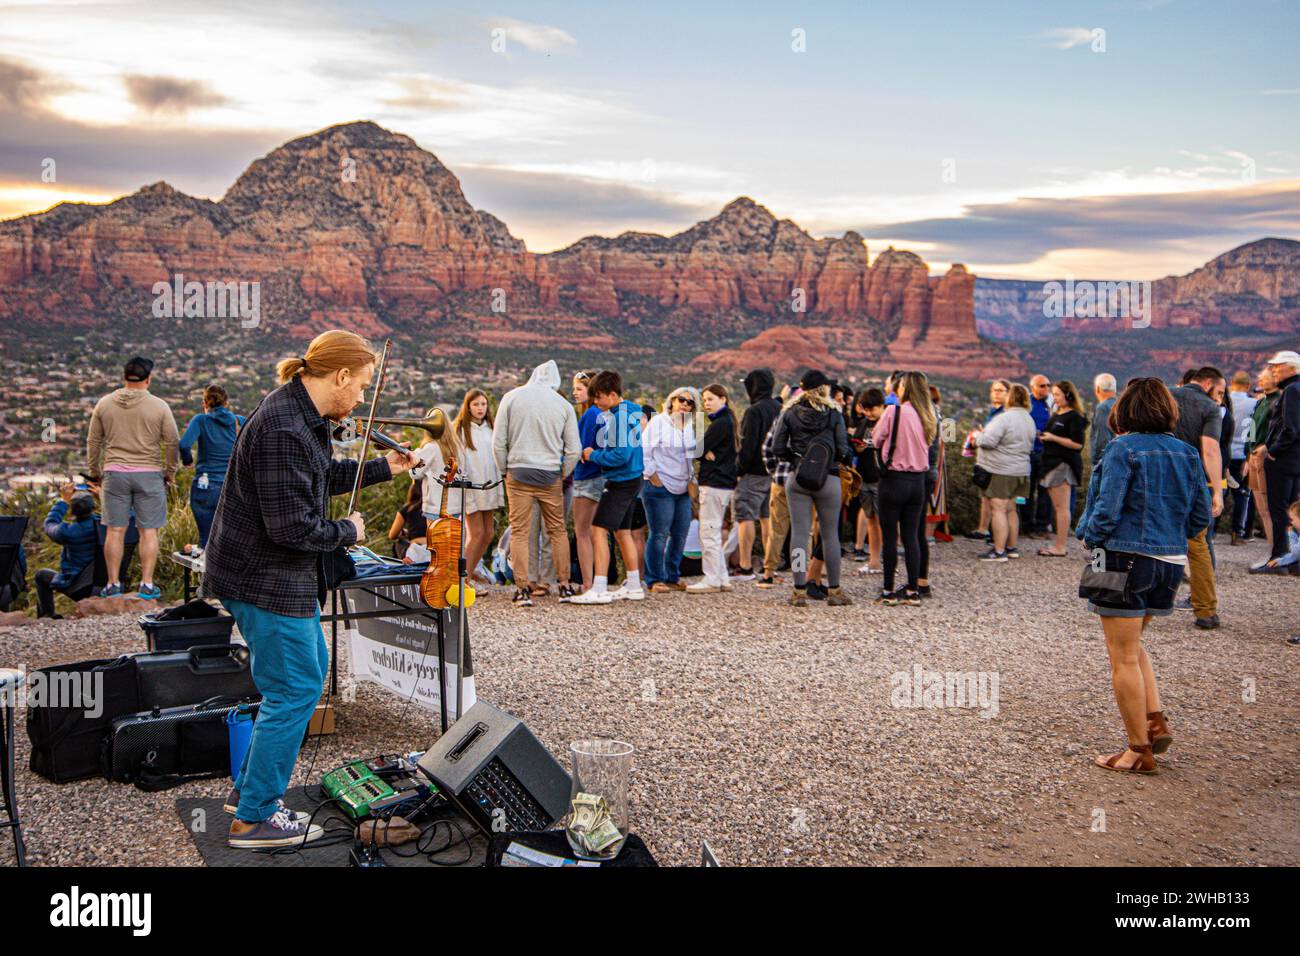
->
<box><xmin>431</xmin><ymin>472</ymin><xmax>503</xmax><ymax>725</ymax></box>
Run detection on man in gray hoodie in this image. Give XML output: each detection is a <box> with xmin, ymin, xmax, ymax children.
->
<box><xmin>86</xmin><ymin>356</ymin><xmax>180</xmax><ymax>600</ymax></box>
<box><xmin>492</xmin><ymin>360</ymin><xmax>581</xmax><ymax>605</ymax></box>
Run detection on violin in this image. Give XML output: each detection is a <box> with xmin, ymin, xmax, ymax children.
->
<box><xmin>420</xmin><ymin>458</ymin><xmax>470</xmax><ymax>609</ymax></box>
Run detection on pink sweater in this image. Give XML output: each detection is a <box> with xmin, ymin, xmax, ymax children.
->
<box><xmin>871</xmin><ymin>402</ymin><xmax>930</xmax><ymax>473</ymax></box>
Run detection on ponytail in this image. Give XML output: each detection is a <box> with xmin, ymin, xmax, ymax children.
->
<box><xmin>277</xmin><ymin>330</ymin><xmax>377</xmax><ymax>384</ymax></box>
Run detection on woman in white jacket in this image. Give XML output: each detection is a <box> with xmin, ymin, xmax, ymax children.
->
<box><xmin>971</xmin><ymin>383</ymin><xmax>1038</xmax><ymax>562</ymax></box>
<box><xmin>452</xmin><ymin>389</ymin><xmax>505</xmax><ymax>585</ymax></box>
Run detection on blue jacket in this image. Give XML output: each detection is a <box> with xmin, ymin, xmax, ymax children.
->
<box><xmin>588</xmin><ymin>400</ymin><xmax>644</xmax><ymax>482</ymax></box>
<box><xmin>1029</xmin><ymin>397</ymin><xmax>1051</xmax><ymax>454</ymax></box>
<box><xmin>179</xmin><ymin>406</ymin><xmax>244</xmax><ymax>481</ymax></box>
<box><xmin>43</xmin><ymin>501</ymin><xmax>98</xmax><ymax>585</ymax></box>
<box><xmin>1076</xmin><ymin>432</ymin><xmax>1212</xmax><ymax>556</ymax></box>
<box><xmin>573</xmin><ymin>405</ymin><xmax>604</xmax><ymax>482</ymax></box>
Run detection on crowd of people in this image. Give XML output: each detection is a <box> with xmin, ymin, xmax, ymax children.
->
<box><xmin>6</xmin><ymin>329</ymin><xmax>1298</xmax><ymax>847</ymax></box>
<box><xmin>15</xmin><ymin>347</ymin><xmax>1300</xmax><ymax>636</ymax></box>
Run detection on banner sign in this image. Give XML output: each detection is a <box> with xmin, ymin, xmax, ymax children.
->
<box><xmin>342</xmin><ymin>581</ymin><xmax>476</xmax><ymax>716</ymax></box>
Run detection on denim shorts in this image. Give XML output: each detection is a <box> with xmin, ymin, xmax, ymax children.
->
<box><xmin>573</xmin><ymin>476</ymin><xmax>606</xmax><ymax>502</ymax></box>
<box><xmin>1087</xmin><ymin>551</ymin><xmax>1184</xmax><ymax>618</ymax></box>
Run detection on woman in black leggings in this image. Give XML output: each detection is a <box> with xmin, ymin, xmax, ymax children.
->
<box><xmin>871</xmin><ymin>371</ymin><xmax>939</xmax><ymax>606</ymax></box>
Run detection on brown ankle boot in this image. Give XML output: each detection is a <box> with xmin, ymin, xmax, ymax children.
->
<box><xmin>1147</xmin><ymin>711</ymin><xmax>1173</xmax><ymax>754</ymax></box>
<box><xmin>826</xmin><ymin>586</ymin><xmax>852</xmax><ymax>607</ymax></box>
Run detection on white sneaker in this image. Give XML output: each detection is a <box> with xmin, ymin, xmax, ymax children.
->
<box><xmin>686</xmin><ymin>581</ymin><xmax>720</xmax><ymax>593</ymax></box>
<box><xmin>566</xmin><ymin>588</ymin><xmax>613</xmax><ymax>605</ymax></box>
<box><xmin>611</xmin><ymin>585</ymin><xmax>646</xmax><ymax>601</ymax></box>
<box><xmin>729</xmin><ymin>571</ymin><xmax>756</xmax><ymax>583</ymax></box>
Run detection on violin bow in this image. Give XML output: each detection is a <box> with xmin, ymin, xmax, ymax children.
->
<box><xmin>345</xmin><ymin>338</ymin><xmax>392</xmax><ymax>517</ymax></box>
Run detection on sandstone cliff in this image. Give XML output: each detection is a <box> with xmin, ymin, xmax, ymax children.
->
<box><xmin>0</xmin><ymin>120</ymin><xmax>1013</xmax><ymax>378</ymax></box>
<box><xmin>1060</xmin><ymin>238</ymin><xmax>1300</xmax><ymax>333</ymax></box>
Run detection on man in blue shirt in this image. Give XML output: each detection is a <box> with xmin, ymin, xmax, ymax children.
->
<box><xmin>34</xmin><ymin>484</ymin><xmax>99</xmax><ymax>618</ymax></box>
<box><xmin>568</xmin><ymin>370</ymin><xmax>646</xmax><ymax>605</ymax></box>
<box><xmin>1022</xmin><ymin>374</ymin><xmax>1053</xmax><ymax>535</ymax></box>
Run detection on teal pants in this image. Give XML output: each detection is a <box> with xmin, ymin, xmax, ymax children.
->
<box><xmin>222</xmin><ymin>598</ymin><xmax>327</xmax><ymax>822</ymax></box>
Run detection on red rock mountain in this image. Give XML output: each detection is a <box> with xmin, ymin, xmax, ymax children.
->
<box><xmin>1061</xmin><ymin>238</ymin><xmax>1300</xmax><ymax>333</ymax></box>
<box><xmin>0</xmin><ymin>120</ymin><xmax>1017</xmax><ymax>378</ymax></box>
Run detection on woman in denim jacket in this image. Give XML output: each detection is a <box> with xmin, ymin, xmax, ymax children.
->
<box><xmin>1075</xmin><ymin>378</ymin><xmax>1212</xmax><ymax>774</ymax></box>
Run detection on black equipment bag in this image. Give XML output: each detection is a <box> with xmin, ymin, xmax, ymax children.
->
<box><xmin>28</xmin><ymin>646</ymin><xmax>260</xmax><ymax>783</ymax></box>
<box><xmin>794</xmin><ymin>431</ymin><xmax>836</xmax><ymax>491</ymax></box>
<box><xmin>135</xmin><ymin>644</ymin><xmax>258</xmax><ymax>710</ymax></box>
<box><xmin>138</xmin><ymin>599</ymin><xmax>236</xmax><ymax>652</ymax></box>
<box><xmin>103</xmin><ymin>696</ymin><xmax>259</xmax><ymax>786</ymax></box>
<box><xmin>26</xmin><ymin>655</ymin><xmax>141</xmax><ymax>782</ymax></box>
<box><xmin>971</xmin><ymin>464</ymin><xmax>993</xmax><ymax>489</ymax></box>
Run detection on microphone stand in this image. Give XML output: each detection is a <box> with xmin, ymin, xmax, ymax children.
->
<box><xmin>433</xmin><ymin>473</ymin><xmax>504</xmax><ymax>723</ymax></box>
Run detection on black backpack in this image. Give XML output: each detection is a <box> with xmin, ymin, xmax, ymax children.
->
<box><xmin>795</xmin><ymin>430</ymin><xmax>836</xmax><ymax>491</ymax></box>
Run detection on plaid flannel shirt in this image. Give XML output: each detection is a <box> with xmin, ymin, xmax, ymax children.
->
<box><xmin>202</xmin><ymin>375</ymin><xmax>391</xmax><ymax>617</ymax></box>
<box><xmin>761</xmin><ymin>409</ymin><xmax>791</xmax><ymax>485</ymax></box>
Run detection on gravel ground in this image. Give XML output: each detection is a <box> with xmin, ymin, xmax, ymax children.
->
<box><xmin>2</xmin><ymin>535</ymin><xmax>1296</xmax><ymax>867</ymax></box>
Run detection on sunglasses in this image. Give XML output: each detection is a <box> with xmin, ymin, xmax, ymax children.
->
<box><xmin>674</xmin><ymin>396</ymin><xmax>695</xmax><ymax>406</ymax></box>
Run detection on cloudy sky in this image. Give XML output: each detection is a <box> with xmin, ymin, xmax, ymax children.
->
<box><xmin>1</xmin><ymin>0</ymin><xmax>1297</xmax><ymax>279</ymax></box>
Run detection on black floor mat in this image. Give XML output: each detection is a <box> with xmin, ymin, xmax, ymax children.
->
<box><xmin>176</xmin><ymin>785</ymin><xmax>488</xmax><ymax>867</ymax></box>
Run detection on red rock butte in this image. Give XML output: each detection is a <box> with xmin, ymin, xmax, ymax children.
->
<box><xmin>1060</xmin><ymin>237</ymin><xmax>1300</xmax><ymax>334</ymax></box>
<box><xmin>0</xmin><ymin>120</ymin><xmax>1021</xmax><ymax>379</ymax></box>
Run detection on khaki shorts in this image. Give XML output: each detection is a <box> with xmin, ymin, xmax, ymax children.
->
<box><xmin>980</xmin><ymin>473</ymin><xmax>1029</xmax><ymax>500</ymax></box>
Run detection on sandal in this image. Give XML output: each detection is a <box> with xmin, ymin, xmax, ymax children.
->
<box><xmin>529</xmin><ymin>583</ymin><xmax>551</xmax><ymax>597</ymax></box>
<box><xmin>1093</xmin><ymin>742</ymin><xmax>1157</xmax><ymax>775</ymax></box>
<box><xmin>1148</xmin><ymin>710</ymin><xmax>1173</xmax><ymax>755</ymax></box>
<box><xmin>1036</xmin><ymin>548</ymin><xmax>1068</xmax><ymax>557</ymax></box>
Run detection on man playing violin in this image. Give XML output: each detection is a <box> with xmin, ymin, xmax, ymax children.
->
<box><xmin>203</xmin><ymin>330</ymin><xmax>415</xmax><ymax>848</ymax></box>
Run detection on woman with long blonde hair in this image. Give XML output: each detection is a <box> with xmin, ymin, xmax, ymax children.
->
<box><xmin>451</xmin><ymin>388</ymin><xmax>504</xmax><ymax>584</ymax></box>
<box><xmin>871</xmin><ymin>370</ymin><xmax>936</xmax><ymax>605</ymax></box>
<box><xmin>411</xmin><ymin>404</ymin><xmax>464</xmax><ymax>524</ymax></box>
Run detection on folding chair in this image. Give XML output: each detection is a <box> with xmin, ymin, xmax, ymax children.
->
<box><xmin>0</xmin><ymin>517</ymin><xmax>29</xmax><ymax>612</ymax></box>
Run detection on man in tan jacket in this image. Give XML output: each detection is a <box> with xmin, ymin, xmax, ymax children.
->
<box><xmin>86</xmin><ymin>356</ymin><xmax>180</xmax><ymax>600</ymax></box>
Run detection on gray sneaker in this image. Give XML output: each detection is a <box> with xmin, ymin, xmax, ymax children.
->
<box><xmin>223</xmin><ymin>787</ymin><xmax>310</xmax><ymax>824</ymax></box>
<box><xmin>228</xmin><ymin>806</ymin><xmax>324</xmax><ymax>848</ymax></box>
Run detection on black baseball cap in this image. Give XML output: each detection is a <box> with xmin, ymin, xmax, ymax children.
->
<box><xmin>800</xmin><ymin>369</ymin><xmax>831</xmax><ymax>392</ymax></box>
<box><xmin>124</xmin><ymin>356</ymin><xmax>154</xmax><ymax>382</ymax></box>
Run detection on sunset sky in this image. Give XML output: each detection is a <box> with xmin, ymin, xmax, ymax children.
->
<box><xmin>1</xmin><ymin>0</ymin><xmax>1297</xmax><ymax>279</ymax></box>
